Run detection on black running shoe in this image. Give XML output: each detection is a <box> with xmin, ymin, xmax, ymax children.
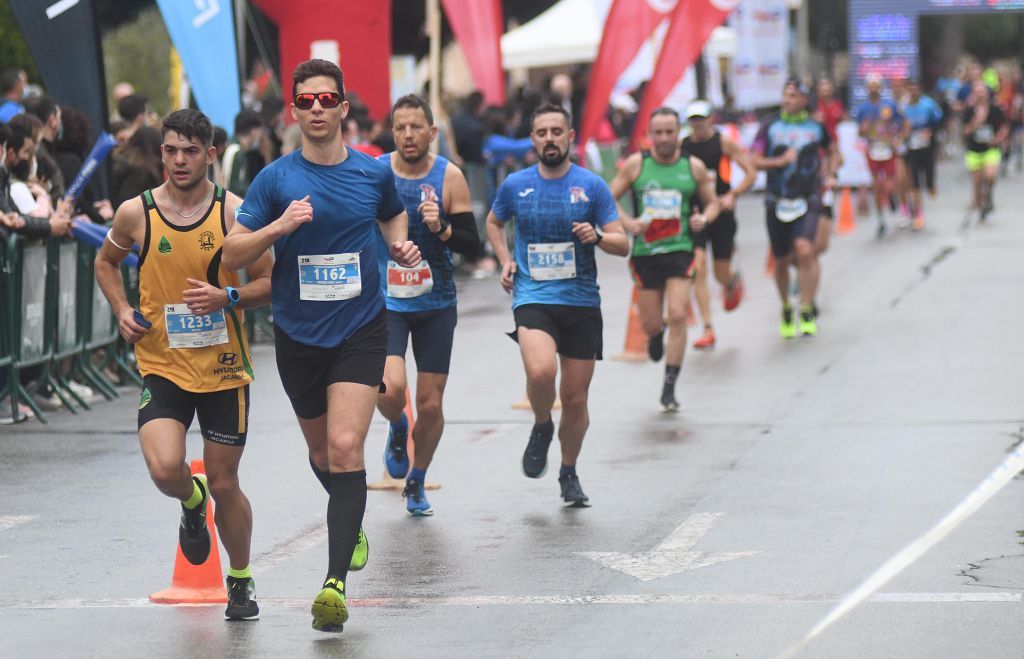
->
<box><xmin>647</xmin><ymin>330</ymin><xmax>665</xmax><ymax>362</ymax></box>
<box><xmin>558</xmin><ymin>474</ymin><xmax>590</xmax><ymax>508</ymax></box>
<box><xmin>522</xmin><ymin>421</ymin><xmax>554</xmax><ymax>478</ymax></box>
<box><xmin>660</xmin><ymin>386</ymin><xmax>680</xmax><ymax>413</ymax></box>
<box><xmin>179</xmin><ymin>474</ymin><xmax>211</xmax><ymax>565</ymax></box>
<box><xmin>225</xmin><ymin>576</ymin><xmax>259</xmax><ymax>620</ymax></box>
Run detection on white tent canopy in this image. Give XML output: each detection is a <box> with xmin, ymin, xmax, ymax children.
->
<box><xmin>500</xmin><ymin>0</ymin><xmax>735</xmax><ymax>71</ymax></box>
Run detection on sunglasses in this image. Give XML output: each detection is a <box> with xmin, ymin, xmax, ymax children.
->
<box><xmin>294</xmin><ymin>92</ymin><xmax>343</xmax><ymax>110</ymax></box>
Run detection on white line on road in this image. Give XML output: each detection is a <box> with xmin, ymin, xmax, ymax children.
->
<box><xmin>781</xmin><ymin>446</ymin><xmax>1024</xmax><ymax>659</ymax></box>
<box><xmin>0</xmin><ymin>592</ymin><xmax>1018</xmax><ymax>610</ymax></box>
<box><xmin>578</xmin><ymin>512</ymin><xmax>760</xmax><ymax>581</ymax></box>
<box><xmin>251</xmin><ymin>521</ymin><xmax>328</xmax><ymax>572</ymax></box>
<box><xmin>0</xmin><ymin>515</ymin><xmax>36</xmax><ymax>531</ymax></box>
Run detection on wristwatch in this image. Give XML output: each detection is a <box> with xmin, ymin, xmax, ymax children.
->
<box><xmin>225</xmin><ymin>286</ymin><xmax>240</xmax><ymax>309</ymax></box>
<box><xmin>594</xmin><ymin>226</ymin><xmax>605</xmax><ymax>245</ymax></box>
<box><xmin>432</xmin><ymin>219</ymin><xmax>450</xmax><ymax>236</ymax></box>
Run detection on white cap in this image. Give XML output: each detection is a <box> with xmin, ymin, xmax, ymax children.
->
<box><xmin>685</xmin><ymin>100</ymin><xmax>713</xmax><ymax>119</ymax></box>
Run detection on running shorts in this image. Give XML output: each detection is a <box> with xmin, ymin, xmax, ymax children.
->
<box><xmin>965</xmin><ymin>148</ymin><xmax>1001</xmax><ymax>172</ymax></box>
<box><xmin>629</xmin><ymin>251</ymin><xmax>695</xmax><ymax>290</ymax></box>
<box><xmin>510</xmin><ymin>304</ymin><xmax>603</xmax><ymax>361</ymax></box>
<box><xmin>766</xmin><ymin>198</ymin><xmax>821</xmax><ymax>259</ymax></box>
<box><xmin>138</xmin><ymin>375</ymin><xmax>250</xmax><ymax>446</ymax></box>
<box><xmin>691</xmin><ymin>211</ymin><xmax>737</xmax><ymax>260</ymax></box>
<box><xmin>387</xmin><ymin>306</ymin><xmax>458</xmax><ymax>375</ymax></box>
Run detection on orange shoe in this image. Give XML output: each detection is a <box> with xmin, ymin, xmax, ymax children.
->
<box><xmin>693</xmin><ymin>328</ymin><xmax>716</xmax><ymax>350</ymax></box>
<box><xmin>723</xmin><ymin>273</ymin><xmax>744</xmax><ymax>311</ymax></box>
<box><xmin>912</xmin><ymin>215</ymin><xmax>925</xmax><ymax>231</ymax></box>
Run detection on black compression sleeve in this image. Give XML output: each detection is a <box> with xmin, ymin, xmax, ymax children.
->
<box><xmin>443</xmin><ymin>211</ymin><xmax>481</xmax><ymax>258</ymax></box>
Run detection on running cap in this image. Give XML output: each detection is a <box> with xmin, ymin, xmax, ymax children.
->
<box><xmin>685</xmin><ymin>100</ymin><xmax>714</xmax><ymax>119</ymax></box>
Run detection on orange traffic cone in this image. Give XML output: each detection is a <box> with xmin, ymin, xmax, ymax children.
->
<box><xmin>612</xmin><ymin>286</ymin><xmax>648</xmax><ymax>362</ymax></box>
<box><xmin>836</xmin><ymin>187</ymin><xmax>856</xmax><ymax>235</ymax></box>
<box><xmin>368</xmin><ymin>389</ymin><xmax>440</xmax><ymax>492</ymax></box>
<box><xmin>150</xmin><ymin>459</ymin><xmax>226</xmax><ymax>604</ymax></box>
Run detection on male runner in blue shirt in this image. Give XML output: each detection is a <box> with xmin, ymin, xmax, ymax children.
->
<box><xmin>486</xmin><ymin>104</ymin><xmax>629</xmax><ymax>507</ymax></box>
<box><xmin>223</xmin><ymin>59</ymin><xmax>420</xmax><ymax>634</ymax></box>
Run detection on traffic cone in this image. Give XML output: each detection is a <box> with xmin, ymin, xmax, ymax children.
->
<box><xmin>612</xmin><ymin>286</ymin><xmax>648</xmax><ymax>362</ymax></box>
<box><xmin>836</xmin><ymin>187</ymin><xmax>856</xmax><ymax>235</ymax></box>
<box><xmin>150</xmin><ymin>459</ymin><xmax>226</xmax><ymax>604</ymax></box>
<box><xmin>368</xmin><ymin>388</ymin><xmax>440</xmax><ymax>492</ymax></box>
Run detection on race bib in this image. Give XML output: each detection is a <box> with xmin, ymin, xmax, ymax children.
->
<box><xmin>641</xmin><ymin>189</ymin><xmax>683</xmax><ymax>224</ymax></box>
<box><xmin>298</xmin><ymin>253</ymin><xmax>361</xmax><ymax>301</ymax></box>
<box><xmin>528</xmin><ymin>242</ymin><xmax>576</xmax><ymax>280</ymax></box>
<box><xmin>775</xmin><ymin>198</ymin><xmax>808</xmax><ymax>223</ymax></box>
<box><xmin>387</xmin><ymin>260</ymin><xmax>433</xmax><ymax>298</ymax></box>
<box><xmin>974</xmin><ymin>124</ymin><xmax>994</xmax><ymax>144</ymax></box>
<box><xmin>164</xmin><ymin>304</ymin><xmax>228</xmax><ymax>349</ymax></box>
<box><xmin>869</xmin><ymin>141</ymin><xmax>894</xmax><ymax>161</ymax></box>
<box><xmin>909</xmin><ymin>129</ymin><xmax>931</xmax><ymax>151</ymax></box>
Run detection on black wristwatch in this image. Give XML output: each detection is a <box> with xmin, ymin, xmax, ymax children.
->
<box><xmin>594</xmin><ymin>226</ymin><xmax>605</xmax><ymax>245</ymax></box>
<box><xmin>432</xmin><ymin>219</ymin><xmax>450</xmax><ymax>236</ymax></box>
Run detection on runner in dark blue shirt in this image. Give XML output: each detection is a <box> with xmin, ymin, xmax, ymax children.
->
<box><xmin>223</xmin><ymin>59</ymin><xmax>420</xmax><ymax>634</ymax></box>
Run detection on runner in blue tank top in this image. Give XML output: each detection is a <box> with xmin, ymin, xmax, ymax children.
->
<box><xmin>222</xmin><ymin>59</ymin><xmax>421</xmax><ymax>634</ymax></box>
<box><xmin>486</xmin><ymin>104</ymin><xmax>629</xmax><ymax>508</ymax></box>
<box><xmin>373</xmin><ymin>95</ymin><xmax>480</xmax><ymax>516</ymax></box>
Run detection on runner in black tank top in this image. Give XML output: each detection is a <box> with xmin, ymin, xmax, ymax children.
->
<box><xmin>681</xmin><ymin>100</ymin><xmax>757</xmax><ymax>349</ymax></box>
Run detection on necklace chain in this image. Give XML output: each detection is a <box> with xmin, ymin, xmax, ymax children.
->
<box><xmin>169</xmin><ymin>187</ymin><xmax>213</xmax><ymax>219</ymax></box>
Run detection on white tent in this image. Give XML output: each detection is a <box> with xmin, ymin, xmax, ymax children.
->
<box><xmin>500</xmin><ymin>0</ymin><xmax>735</xmax><ymax>71</ymax></box>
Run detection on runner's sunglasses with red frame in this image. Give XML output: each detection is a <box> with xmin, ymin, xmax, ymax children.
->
<box><xmin>293</xmin><ymin>91</ymin><xmax>343</xmax><ymax>110</ymax></box>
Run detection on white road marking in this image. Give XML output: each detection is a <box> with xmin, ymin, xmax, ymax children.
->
<box><xmin>251</xmin><ymin>521</ymin><xmax>328</xmax><ymax>572</ymax></box>
<box><xmin>577</xmin><ymin>512</ymin><xmax>760</xmax><ymax>581</ymax></box>
<box><xmin>781</xmin><ymin>446</ymin><xmax>1024</xmax><ymax>659</ymax></box>
<box><xmin>0</xmin><ymin>515</ymin><xmax>35</xmax><ymax>531</ymax></box>
<box><xmin>0</xmin><ymin>592</ymin><xmax>1018</xmax><ymax>610</ymax></box>
<box><xmin>46</xmin><ymin>0</ymin><xmax>79</xmax><ymax>19</ymax></box>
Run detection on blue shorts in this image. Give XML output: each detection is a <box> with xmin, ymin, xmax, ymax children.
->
<box><xmin>387</xmin><ymin>306</ymin><xmax>458</xmax><ymax>374</ymax></box>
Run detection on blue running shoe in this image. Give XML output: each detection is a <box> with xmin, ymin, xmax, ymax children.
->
<box><xmin>403</xmin><ymin>478</ymin><xmax>433</xmax><ymax>517</ymax></box>
<box><xmin>384</xmin><ymin>414</ymin><xmax>410</xmax><ymax>479</ymax></box>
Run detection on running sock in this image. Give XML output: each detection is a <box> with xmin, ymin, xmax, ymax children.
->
<box><xmin>535</xmin><ymin>418</ymin><xmax>554</xmax><ymax>434</ymax></box>
<box><xmin>408</xmin><ymin>467</ymin><xmax>427</xmax><ymax>483</ymax></box>
<box><xmin>559</xmin><ymin>464</ymin><xmax>576</xmax><ymax>478</ymax></box>
<box><xmin>326</xmin><ymin>470</ymin><xmax>367</xmax><ymax>582</ymax></box>
<box><xmin>227</xmin><ymin>564</ymin><xmax>252</xmax><ymax>580</ymax></box>
<box><xmin>182</xmin><ymin>477</ymin><xmax>204</xmax><ymax>510</ymax></box>
<box><xmin>664</xmin><ymin>365</ymin><xmax>681</xmax><ymax>387</ymax></box>
<box><xmin>309</xmin><ymin>457</ymin><xmax>331</xmax><ymax>493</ymax></box>
<box><xmin>390</xmin><ymin>414</ymin><xmax>409</xmax><ymax>436</ymax></box>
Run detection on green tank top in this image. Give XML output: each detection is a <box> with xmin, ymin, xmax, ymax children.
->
<box><xmin>630</xmin><ymin>155</ymin><xmax>696</xmax><ymax>257</ymax></box>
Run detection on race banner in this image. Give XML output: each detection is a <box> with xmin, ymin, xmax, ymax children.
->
<box><xmin>441</xmin><ymin>0</ymin><xmax>505</xmax><ymax>106</ymax></box>
<box><xmin>155</xmin><ymin>0</ymin><xmax>241</xmax><ymax>132</ymax></box>
<box><xmin>578</xmin><ymin>0</ymin><xmax>678</xmax><ymax>151</ymax></box>
<box><xmin>631</xmin><ymin>0</ymin><xmax>739</xmax><ymax>148</ymax></box>
<box><xmin>730</xmin><ymin>0</ymin><xmax>788</xmax><ymax>110</ymax></box>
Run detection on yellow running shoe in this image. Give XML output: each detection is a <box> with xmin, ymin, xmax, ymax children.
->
<box><xmin>799</xmin><ymin>306</ymin><xmax>817</xmax><ymax>336</ymax></box>
<box><xmin>779</xmin><ymin>305</ymin><xmax>797</xmax><ymax>339</ymax></box>
<box><xmin>349</xmin><ymin>528</ymin><xmax>368</xmax><ymax>571</ymax></box>
<box><xmin>311</xmin><ymin>578</ymin><xmax>348</xmax><ymax>632</ymax></box>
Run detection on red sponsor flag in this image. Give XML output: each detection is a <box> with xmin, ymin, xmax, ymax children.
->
<box><xmin>442</xmin><ymin>0</ymin><xmax>506</xmax><ymax>106</ymax></box>
<box><xmin>630</xmin><ymin>0</ymin><xmax>739</xmax><ymax>149</ymax></box>
<box><xmin>577</xmin><ymin>0</ymin><xmax>678</xmax><ymax>151</ymax></box>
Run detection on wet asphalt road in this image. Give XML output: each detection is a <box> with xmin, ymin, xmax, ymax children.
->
<box><xmin>1</xmin><ymin>161</ymin><xmax>1022</xmax><ymax>658</ymax></box>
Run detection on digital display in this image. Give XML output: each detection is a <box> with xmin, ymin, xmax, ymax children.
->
<box><xmin>848</xmin><ymin>0</ymin><xmax>1024</xmax><ymax>104</ymax></box>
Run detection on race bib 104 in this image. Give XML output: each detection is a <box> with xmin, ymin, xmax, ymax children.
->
<box><xmin>387</xmin><ymin>260</ymin><xmax>433</xmax><ymax>298</ymax></box>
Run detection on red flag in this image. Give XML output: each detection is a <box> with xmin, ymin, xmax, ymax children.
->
<box><xmin>442</xmin><ymin>0</ymin><xmax>506</xmax><ymax>106</ymax></box>
<box><xmin>630</xmin><ymin>0</ymin><xmax>739</xmax><ymax>149</ymax></box>
<box><xmin>577</xmin><ymin>0</ymin><xmax>677</xmax><ymax>151</ymax></box>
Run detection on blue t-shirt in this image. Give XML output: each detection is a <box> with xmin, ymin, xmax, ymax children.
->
<box><xmin>375</xmin><ymin>153</ymin><xmax>456</xmax><ymax>312</ymax></box>
<box><xmin>0</xmin><ymin>100</ymin><xmax>24</xmax><ymax>123</ymax></box>
<box><xmin>903</xmin><ymin>96</ymin><xmax>943</xmax><ymax>130</ymax></box>
<box><xmin>854</xmin><ymin>99</ymin><xmax>905</xmax><ymax>138</ymax></box>
<box><xmin>491</xmin><ymin>164</ymin><xmax>618</xmax><ymax>309</ymax></box>
<box><xmin>753</xmin><ymin>114</ymin><xmax>830</xmax><ymax>201</ymax></box>
<box><xmin>237</xmin><ymin>148</ymin><xmax>405</xmax><ymax>348</ymax></box>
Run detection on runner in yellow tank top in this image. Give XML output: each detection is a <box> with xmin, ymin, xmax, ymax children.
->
<box><xmin>95</xmin><ymin>109</ymin><xmax>273</xmax><ymax>621</ymax></box>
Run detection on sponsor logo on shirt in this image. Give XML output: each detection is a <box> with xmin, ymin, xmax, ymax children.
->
<box><xmin>519</xmin><ymin>188</ymin><xmax>535</xmax><ymax>198</ymax></box>
<box><xmin>569</xmin><ymin>187</ymin><xmax>589</xmax><ymax>204</ymax></box>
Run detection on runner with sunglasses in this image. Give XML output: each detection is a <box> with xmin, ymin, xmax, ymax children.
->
<box><xmin>223</xmin><ymin>59</ymin><xmax>420</xmax><ymax>634</ymax></box>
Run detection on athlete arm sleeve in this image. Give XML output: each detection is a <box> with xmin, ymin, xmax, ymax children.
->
<box><xmin>444</xmin><ymin>211</ymin><xmax>481</xmax><ymax>258</ymax></box>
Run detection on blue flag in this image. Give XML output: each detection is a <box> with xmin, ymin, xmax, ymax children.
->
<box><xmin>155</xmin><ymin>0</ymin><xmax>241</xmax><ymax>132</ymax></box>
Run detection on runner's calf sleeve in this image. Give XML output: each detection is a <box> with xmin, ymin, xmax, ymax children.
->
<box><xmin>445</xmin><ymin>211</ymin><xmax>482</xmax><ymax>258</ymax></box>
<box><xmin>327</xmin><ymin>471</ymin><xmax>367</xmax><ymax>581</ymax></box>
<box><xmin>309</xmin><ymin>457</ymin><xmax>331</xmax><ymax>493</ymax></box>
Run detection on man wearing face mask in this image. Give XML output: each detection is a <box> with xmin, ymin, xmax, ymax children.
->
<box><xmin>0</xmin><ymin>122</ymin><xmax>73</xmax><ymax>240</ymax></box>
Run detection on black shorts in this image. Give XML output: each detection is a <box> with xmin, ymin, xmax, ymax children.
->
<box><xmin>766</xmin><ymin>198</ymin><xmax>821</xmax><ymax>259</ymax></box>
<box><xmin>387</xmin><ymin>306</ymin><xmax>458</xmax><ymax>374</ymax></box>
<box><xmin>274</xmin><ymin>309</ymin><xmax>388</xmax><ymax>420</ymax></box>
<box><xmin>905</xmin><ymin>147</ymin><xmax>936</xmax><ymax>191</ymax></box>
<box><xmin>510</xmin><ymin>304</ymin><xmax>603</xmax><ymax>361</ymax></box>
<box><xmin>691</xmin><ymin>211</ymin><xmax>737</xmax><ymax>260</ymax></box>
<box><xmin>629</xmin><ymin>251</ymin><xmax>695</xmax><ymax>290</ymax></box>
<box><xmin>137</xmin><ymin>375</ymin><xmax>250</xmax><ymax>446</ymax></box>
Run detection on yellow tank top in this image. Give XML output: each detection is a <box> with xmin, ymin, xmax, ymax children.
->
<box><xmin>135</xmin><ymin>185</ymin><xmax>253</xmax><ymax>393</ymax></box>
